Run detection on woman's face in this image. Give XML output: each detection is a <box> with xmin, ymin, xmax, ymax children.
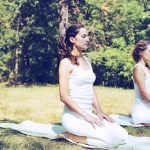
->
<box><xmin>71</xmin><ymin>27</ymin><xmax>90</xmax><ymax>51</ymax></box>
<box><xmin>140</xmin><ymin>44</ymin><xmax>150</xmax><ymax>62</ymax></box>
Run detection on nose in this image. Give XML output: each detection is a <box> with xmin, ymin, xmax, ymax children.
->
<box><xmin>86</xmin><ymin>36</ymin><xmax>90</xmax><ymax>42</ymax></box>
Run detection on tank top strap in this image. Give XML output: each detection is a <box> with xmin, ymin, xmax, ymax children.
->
<box><xmin>82</xmin><ymin>56</ymin><xmax>92</xmax><ymax>69</ymax></box>
<box><xmin>134</xmin><ymin>64</ymin><xmax>149</xmax><ymax>75</ymax></box>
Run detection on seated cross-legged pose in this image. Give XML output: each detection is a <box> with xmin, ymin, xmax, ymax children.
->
<box><xmin>131</xmin><ymin>40</ymin><xmax>150</xmax><ymax>126</ymax></box>
<box><xmin>56</xmin><ymin>23</ymin><xmax>128</xmax><ymax>148</ymax></box>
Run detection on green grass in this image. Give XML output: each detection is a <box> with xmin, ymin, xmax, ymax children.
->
<box><xmin>0</xmin><ymin>84</ymin><xmax>150</xmax><ymax>150</ymax></box>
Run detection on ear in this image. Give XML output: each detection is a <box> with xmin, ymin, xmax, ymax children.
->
<box><xmin>69</xmin><ymin>37</ymin><xmax>75</xmax><ymax>43</ymax></box>
<box><xmin>139</xmin><ymin>51</ymin><xmax>143</xmax><ymax>56</ymax></box>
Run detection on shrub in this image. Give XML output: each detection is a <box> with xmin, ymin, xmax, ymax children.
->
<box><xmin>86</xmin><ymin>45</ymin><xmax>135</xmax><ymax>88</ymax></box>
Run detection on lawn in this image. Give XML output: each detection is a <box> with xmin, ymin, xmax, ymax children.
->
<box><xmin>0</xmin><ymin>84</ymin><xmax>150</xmax><ymax>150</ymax></box>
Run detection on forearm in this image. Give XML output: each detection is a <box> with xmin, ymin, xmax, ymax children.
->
<box><xmin>92</xmin><ymin>90</ymin><xmax>103</xmax><ymax>114</ymax></box>
<box><xmin>141</xmin><ymin>91</ymin><xmax>150</xmax><ymax>103</ymax></box>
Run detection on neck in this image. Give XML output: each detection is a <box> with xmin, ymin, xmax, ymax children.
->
<box><xmin>71</xmin><ymin>47</ymin><xmax>82</xmax><ymax>58</ymax></box>
<box><xmin>138</xmin><ymin>59</ymin><xmax>147</xmax><ymax>67</ymax></box>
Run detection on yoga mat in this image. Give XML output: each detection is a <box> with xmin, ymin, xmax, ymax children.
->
<box><xmin>113</xmin><ymin>135</ymin><xmax>150</xmax><ymax>150</ymax></box>
<box><xmin>109</xmin><ymin>114</ymin><xmax>144</xmax><ymax>127</ymax></box>
<box><xmin>0</xmin><ymin>120</ymin><xmax>150</xmax><ymax>149</ymax></box>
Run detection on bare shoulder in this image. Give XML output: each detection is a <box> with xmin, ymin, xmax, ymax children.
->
<box><xmin>59</xmin><ymin>58</ymin><xmax>73</xmax><ymax>72</ymax></box>
<box><xmin>133</xmin><ymin>65</ymin><xmax>145</xmax><ymax>76</ymax></box>
<box><xmin>60</xmin><ymin>58</ymin><xmax>71</xmax><ymax>66</ymax></box>
<box><xmin>133</xmin><ymin>65</ymin><xmax>144</xmax><ymax>73</ymax></box>
<box><xmin>83</xmin><ymin>56</ymin><xmax>92</xmax><ymax>64</ymax></box>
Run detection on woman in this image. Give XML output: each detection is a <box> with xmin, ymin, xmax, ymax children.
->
<box><xmin>56</xmin><ymin>24</ymin><xmax>128</xmax><ymax>148</ymax></box>
<box><xmin>132</xmin><ymin>40</ymin><xmax>150</xmax><ymax>126</ymax></box>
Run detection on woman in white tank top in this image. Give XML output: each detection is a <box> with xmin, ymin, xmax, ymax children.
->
<box><xmin>132</xmin><ymin>40</ymin><xmax>150</xmax><ymax>126</ymax></box>
<box><xmin>56</xmin><ymin>24</ymin><xmax>128</xmax><ymax>149</ymax></box>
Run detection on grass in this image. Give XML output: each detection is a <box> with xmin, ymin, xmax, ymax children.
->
<box><xmin>0</xmin><ymin>84</ymin><xmax>150</xmax><ymax>150</ymax></box>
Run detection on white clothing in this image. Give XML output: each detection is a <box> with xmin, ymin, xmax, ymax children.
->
<box><xmin>62</xmin><ymin>56</ymin><xmax>128</xmax><ymax>148</ymax></box>
<box><xmin>132</xmin><ymin>64</ymin><xmax>150</xmax><ymax>124</ymax></box>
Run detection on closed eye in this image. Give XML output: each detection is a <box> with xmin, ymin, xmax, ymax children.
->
<box><xmin>82</xmin><ymin>34</ymin><xmax>87</xmax><ymax>38</ymax></box>
<box><xmin>82</xmin><ymin>34</ymin><xmax>89</xmax><ymax>38</ymax></box>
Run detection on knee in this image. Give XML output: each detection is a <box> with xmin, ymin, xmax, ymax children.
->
<box><xmin>120</xmin><ymin>129</ymin><xmax>128</xmax><ymax>144</ymax></box>
<box><xmin>107</xmin><ymin>128</ymin><xmax>128</xmax><ymax>148</ymax></box>
<box><xmin>106</xmin><ymin>138</ymin><xmax>120</xmax><ymax>148</ymax></box>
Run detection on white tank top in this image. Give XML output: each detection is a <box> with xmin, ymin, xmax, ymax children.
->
<box><xmin>64</xmin><ymin>56</ymin><xmax>96</xmax><ymax>116</ymax></box>
<box><xmin>133</xmin><ymin>64</ymin><xmax>150</xmax><ymax>108</ymax></box>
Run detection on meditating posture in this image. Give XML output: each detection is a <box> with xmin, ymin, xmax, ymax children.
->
<box><xmin>132</xmin><ymin>40</ymin><xmax>150</xmax><ymax>126</ymax></box>
<box><xmin>56</xmin><ymin>24</ymin><xmax>128</xmax><ymax>148</ymax></box>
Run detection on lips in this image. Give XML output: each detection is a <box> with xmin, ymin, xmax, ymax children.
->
<box><xmin>84</xmin><ymin>43</ymin><xmax>89</xmax><ymax>46</ymax></box>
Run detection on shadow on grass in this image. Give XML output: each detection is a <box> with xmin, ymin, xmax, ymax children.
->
<box><xmin>0</xmin><ymin>119</ymin><xmax>24</xmax><ymax>137</ymax></box>
<box><xmin>0</xmin><ymin>128</ymin><xmax>22</xmax><ymax>137</ymax></box>
<box><xmin>0</xmin><ymin>119</ymin><xmax>20</xmax><ymax>124</ymax></box>
<box><xmin>0</xmin><ymin>136</ymin><xmax>50</xmax><ymax>150</ymax></box>
<box><xmin>0</xmin><ymin>141</ymin><xmax>8</xmax><ymax>150</ymax></box>
<box><xmin>53</xmin><ymin>138</ymin><xmax>92</xmax><ymax>150</ymax></box>
<box><xmin>25</xmin><ymin>138</ymin><xmax>48</xmax><ymax>150</ymax></box>
<box><xmin>5</xmin><ymin>83</ymin><xmax>58</xmax><ymax>88</ymax></box>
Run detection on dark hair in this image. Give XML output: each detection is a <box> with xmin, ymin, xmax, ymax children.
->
<box><xmin>59</xmin><ymin>24</ymin><xmax>84</xmax><ymax>65</ymax></box>
<box><xmin>132</xmin><ymin>40</ymin><xmax>150</xmax><ymax>68</ymax></box>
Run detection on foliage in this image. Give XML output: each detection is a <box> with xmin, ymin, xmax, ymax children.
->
<box><xmin>18</xmin><ymin>0</ymin><xmax>59</xmax><ymax>84</ymax></box>
<box><xmin>0</xmin><ymin>0</ymin><xmax>22</xmax><ymax>83</ymax></box>
<box><xmin>0</xmin><ymin>0</ymin><xmax>59</xmax><ymax>84</ymax></box>
<box><xmin>86</xmin><ymin>45</ymin><xmax>135</xmax><ymax>88</ymax></box>
<box><xmin>0</xmin><ymin>51</ymin><xmax>11</xmax><ymax>82</ymax></box>
<box><xmin>0</xmin><ymin>0</ymin><xmax>150</xmax><ymax>88</ymax></box>
<box><xmin>85</xmin><ymin>0</ymin><xmax>144</xmax><ymax>47</ymax></box>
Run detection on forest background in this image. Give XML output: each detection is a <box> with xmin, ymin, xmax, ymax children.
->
<box><xmin>0</xmin><ymin>0</ymin><xmax>150</xmax><ymax>88</ymax></box>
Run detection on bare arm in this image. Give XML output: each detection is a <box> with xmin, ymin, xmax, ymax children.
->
<box><xmin>92</xmin><ymin>88</ymin><xmax>114</xmax><ymax>123</ymax></box>
<box><xmin>133</xmin><ymin>66</ymin><xmax>150</xmax><ymax>103</ymax></box>
<box><xmin>84</xmin><ymin>56</ymin><xmax>114</xmax><ymax>123</ymax></box>
<box><xmin>92</xmin><ymin>89</ymin><xmax>103</xmax><ymax>114</ymax></box>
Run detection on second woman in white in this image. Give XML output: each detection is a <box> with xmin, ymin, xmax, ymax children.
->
<box><xmin>132</xmin><ymin>40</ymin><xmax>150</xmax><ymax>126</ymax></box>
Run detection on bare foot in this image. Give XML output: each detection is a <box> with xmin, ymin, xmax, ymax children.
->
<box><xmin>55</xmin><ymin>132</ymin><xmax>72</xmax><ymax>139</ymax></box>
<box><xmin>141</xmin><ymin>123</ymin><xmax>150</xmax><ymax>126</ymax></box>
<box><xmin>55</xmin><ymin>133</ymin><xmax>65</xmax><ymax>139</ymax></box>
<box><xmin>55</xmin><ymin>132</ymin><xmax>88</xmax><ymax>144</ymax></box>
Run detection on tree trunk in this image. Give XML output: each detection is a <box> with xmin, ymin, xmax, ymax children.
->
<box><xmin>59</xmin><ymin>0</ymin><xmax>68</xmax><ymax>37</ymax></box>
<box><xmin>15</xmin><ymin>4</ymin><xmax>21</xmax><ymax>86</ymax></box>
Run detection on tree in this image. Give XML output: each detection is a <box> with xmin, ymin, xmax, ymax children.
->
<box><xmin>0</xmin><ymin>0</ymin><xmax>27</xmax><ymax>84</ymax></box>
<box><xmin>14</xmin><ymin>2</ymin><xmax>22</xmax><ymax>86</ymax></box>
<box><xmin>0</xmin><ymin>0</ymin><xmax>60</xmax><ymax>84</ymax></box>
<box><xmin>59</xmin><ymin>0</ymin><xmax>68</xmax><ymax>37</ymax></box>
<box><xmin>18</xmin><ymin>0</ymin><xmax>59</xmax><ymax>84</ymax></box>
<box><xmin>84</xmin><ymin>0</ymin><xmax>144</xmax><ymax>47</ymax></box>
<box><xmin>0</xmin><ymin>0</ymin><xmax>149</xmax><ymax>88</ymax></box>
